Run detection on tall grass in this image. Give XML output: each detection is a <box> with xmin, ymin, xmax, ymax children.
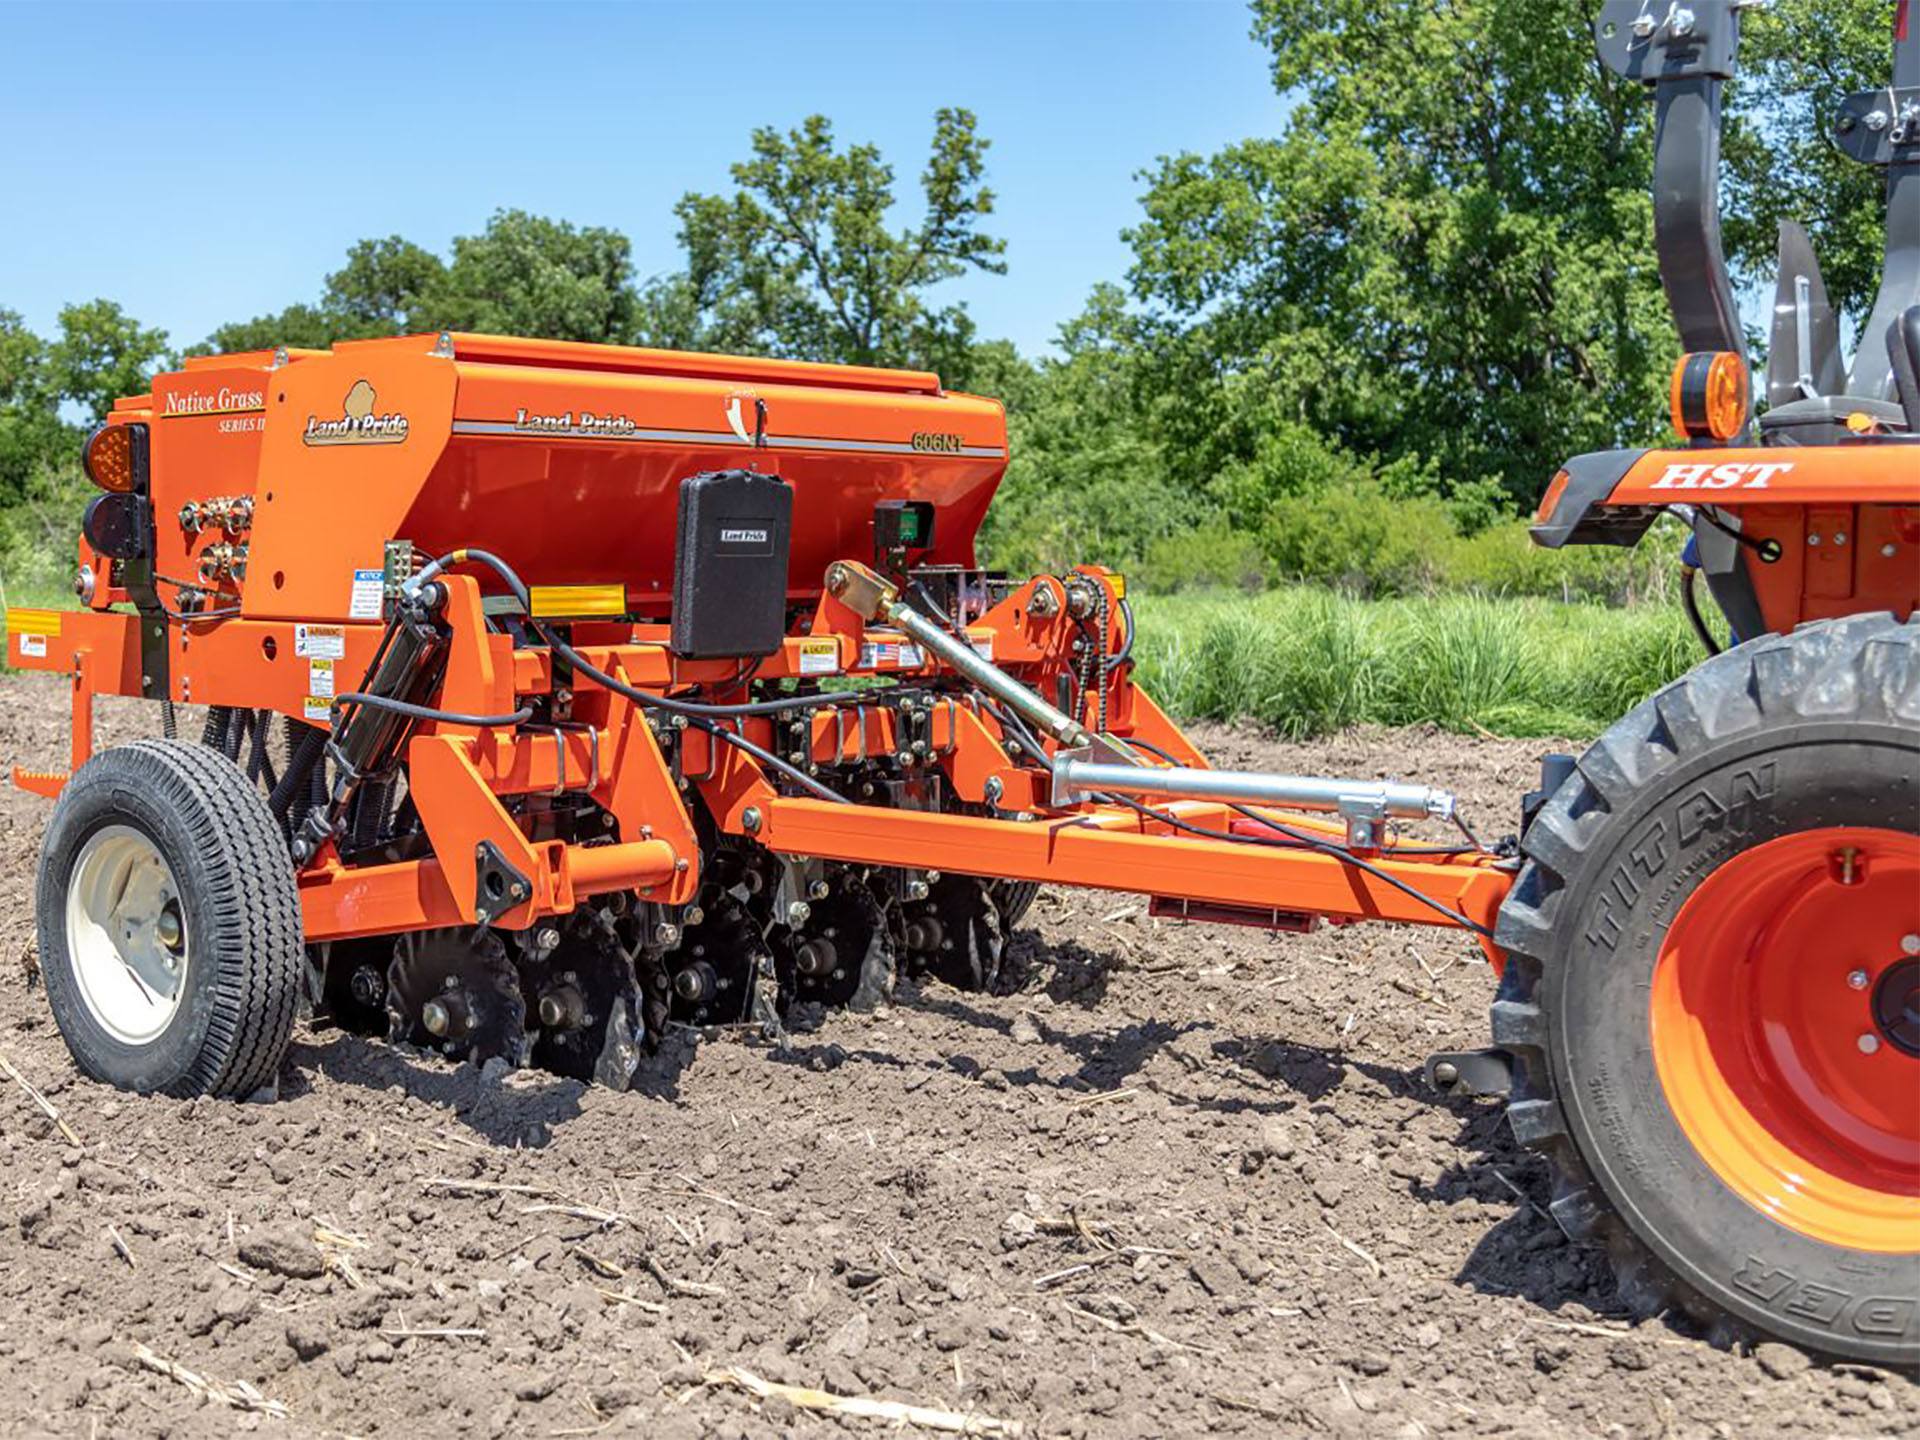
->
<box><xmin>1133</xmin><ymin>588</ymin><xmax>1702</xmax><ymax>741</ymax></box>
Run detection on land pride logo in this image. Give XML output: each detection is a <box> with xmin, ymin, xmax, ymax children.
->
<box><xmin>303</xmin><ymin>380</ymin><xmax>409</xmax><ymax>447</ymax></box>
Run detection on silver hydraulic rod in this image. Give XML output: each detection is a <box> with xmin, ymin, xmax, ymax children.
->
<box><xmin>1053</xmin><ymin>755</ymin><xmax>1455</xmax><ymax>823</ymax></box>
<box><xmin>876</xmin><ymin>591</ymin><xmax>1094</xmax><ymax>748</ymax></box>
<box><xmin>821</xmin><ymin>560</ymin><xmax>1457</xmax><ymax>835</ymax></box>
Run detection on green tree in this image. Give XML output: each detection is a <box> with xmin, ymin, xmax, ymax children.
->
<box><xmin>639</xmin><ymin>110</ymin><xmax>1007</xmax><ymax>385</ymax></box>
<box><xmin>413</xmin><ymin>210</ymin><xmax>635</xmax><ymax>343</ymax></box>
<box><xmin>1124</xmin><ymin>0</ymin><xmax>1674</xmax><ymax>505</ymax></box>
<box><xmin>201</xmin><ymin>236</ymin><xmax>445</xmax><ymax>354</ymax></box>
<box><xmin>0</xmin><ymin>308</ymin><xmax>67</xmax><ymax>503</ymax></box>
<box><xmin>49</xmin><ymin>299</ymin><xmax>169</xmax><ymax>424</ymax></box>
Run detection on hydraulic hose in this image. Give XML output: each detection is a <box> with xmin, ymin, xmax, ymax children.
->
<box><xmin>414</xmin><ymin>548</ymin><xmax>850</xmax><ymax>804</ymax></box>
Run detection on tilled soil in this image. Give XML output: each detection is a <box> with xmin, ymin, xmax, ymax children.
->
<box><xmin>0</xmin><ymin>673</ymin><xmax>1912</xmax><ymax>1439</ymax></box>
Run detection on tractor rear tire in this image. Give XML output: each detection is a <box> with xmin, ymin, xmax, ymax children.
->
<box><xmin>37</xmin><ymin>740</ymin><xmax>304</xmax><ymax>1098</ymax></box>
<box><xmin>1493</xmin><ymin>613</ymin><xmax>1919</xmax><ymax>1369</ymax></box>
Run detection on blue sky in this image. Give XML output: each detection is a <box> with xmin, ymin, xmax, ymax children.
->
<box><xmin>1</xmin><ymin>1</ymin><xmax>1284</xmax><ymax>358</ymax></box>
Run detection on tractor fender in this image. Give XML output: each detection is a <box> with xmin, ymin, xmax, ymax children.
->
<box><xmin>1528</xmin><ymin>448</ymin><xmax>1654</xmax><ymax>549</ymax></box>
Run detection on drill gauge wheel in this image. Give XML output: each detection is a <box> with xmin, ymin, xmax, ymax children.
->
<box><xmin>385</xmin><ymin>929</ymin><xmax>529</xmax><ymax>1070</ymax></box>
<box><xmin>779</xmin><ymin>876</ymin><xmax>897</xmax><ymax>1013</ymax></box>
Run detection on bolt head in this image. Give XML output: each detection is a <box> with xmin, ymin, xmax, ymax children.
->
<box><xmin>1848</xmin><ymin>968</ymin><xmax>1871</xmax><ymax>990</ymax></box>
<box><xmin>742</xmin><ymin>806</ymin><xmax>762</xmax><ymax>833</ymax></box>
<box><xmin>1433</xmin><ymin>1061</ymin><xmax>1459</xmax><ymax>1086</ymax></box>
<box><xmin>421</xmin><ymin>1000</ymin><xmax>451</xmax><ymax>1037</ymax></box>
<box><xmin>787</xmin><ymin>901</ymin><xmax>812</xmax><ymax>926</ymax></box>
<box><xmin>1903</xmin><ymin>934</ymin><xmax>1920</xmax><ymax>957</ymax></box>
<box><xmin>654</xmin><ymin>922</ymin><xmax>681</xmax><ymax>947</ymax></box>
<box><xmin>1859</xmin><ymin>1033</ymin><xmax>1882</xmax><ymax>1055</ymax></box>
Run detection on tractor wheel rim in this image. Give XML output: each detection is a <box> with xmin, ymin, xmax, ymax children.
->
<box><xmin>65</xmin><ymin>825</ymin><xmax>189</xmax><ymax>1046</ymax></box>
<box><xmin>1650</xmin><ymin>825</ymin><xmax>1920</xmax><ymax>1253</ymax></box>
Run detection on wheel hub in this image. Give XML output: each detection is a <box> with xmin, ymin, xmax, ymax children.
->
<box><xmin>1650</xmin><ymin>825</ymin><xmax>1920</xmax><ymax>1252</ymax></box>
<box><xmin>1873</xmin><ymin>956</ymin><xmax>1920</xmax><ymax>1059</ymax></box>
<box><xmin>65</xmin><ymin>825</ymin><xmax>189</xmax><ymax>1045</ymax></box>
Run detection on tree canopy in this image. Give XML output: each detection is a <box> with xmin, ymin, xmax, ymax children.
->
<box><xmin>0</xmin><ymin>0</ymin><xmax>1901</xmax><ymax>595</ymax></box>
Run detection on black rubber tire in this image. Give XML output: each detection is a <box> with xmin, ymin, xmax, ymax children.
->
<box><xmin>37</xmin><ymin>740</ymin><xmax>304</xmax><ymax>1098</ymax></box>
<box><xmin>1493</xmin><ymin>613</ymin><xmax>1920</xmax><ymax>1369</ymax></box>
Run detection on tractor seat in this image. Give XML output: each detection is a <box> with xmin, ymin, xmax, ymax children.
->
<box><xmin>1757</xmin><ymin>394</ymin><xmax>1909</xmax><ymax>446</ymax></box>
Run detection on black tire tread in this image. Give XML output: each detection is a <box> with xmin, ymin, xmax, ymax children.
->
<box><xmin>42</xmin><ymin>739</ymin><xmax>304</xmax><ymax>1098</ymax></box>
<box><xmin>1492</xmin><ymin>612</ymin><xmax>1920</xmax><ymax>1352</ymax></box>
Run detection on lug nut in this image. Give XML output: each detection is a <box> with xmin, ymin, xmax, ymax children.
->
<box><xmin>155</xmin><ymin>909</ymin><xmax>183</xmax><ymax>950</ymax></box>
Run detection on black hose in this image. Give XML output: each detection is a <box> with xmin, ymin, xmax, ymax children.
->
<box><xmin>418</xmin><ymin>549</ymin><xmax>863</xmax><ymax>719</ymax></box>
<box><xmin>1106</xmin><ymin>598</ymin><xmax>1135</xmax><ymax>671</ymax></box>
<box><xmin>246</xmin><ymin>707</ymin><xmax>280</xmax><ymax>791</ymax></box>
<box><xmin>332</xmin><ymin>691</ymin><xmax>535</xmax><ymax>729</ymax></box>
<box><xmin>413</xmin><ymin>548</ymin><xmax>850</xmax><ymax>803</ymax></box>
<box><xmin>1679</xmin><ymin>565</ymin><xmax>1723</xmax><ymax>657</ymax></box>
<box><xmin>1099</xmin><ymin>792</ymin><xmax>1494</xmax><ymax>937</ymax></box>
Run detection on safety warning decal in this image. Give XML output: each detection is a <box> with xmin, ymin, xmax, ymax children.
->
<box><xmin>798</xmin><ymin>638</ymin><xmax>840</xmax><ymax>676</ymax></box>
<box><xmin>295</xmin><ymin>623</ymin><xmax>345</xmax><ymax>659</ymax></box>
<box><xmin>308</xmin><ymin>658</ymin><xmax>336</xmax><ymax>697</ymax></box>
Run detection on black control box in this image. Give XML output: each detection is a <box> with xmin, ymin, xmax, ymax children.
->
<box><xmin>671</xmin><ymin>469</ymin><xmax>792</xmax><ymax>658</ymax></box>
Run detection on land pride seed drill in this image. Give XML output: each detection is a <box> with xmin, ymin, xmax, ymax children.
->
<box><xmin>7</xmin><ymin>0</ymin><xmax>1918</xmax><ymax>1369</ymax></box>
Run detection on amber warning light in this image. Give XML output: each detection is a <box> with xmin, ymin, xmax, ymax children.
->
<box><xmin>82</xmin><ymin>423</ymin><xmax>145</xmax><ymax>493</ymax></box>
<box><xmin>1670</xmin><ymin>352</ymin><xmax>1750</xmax><ymax>442</ymax></box>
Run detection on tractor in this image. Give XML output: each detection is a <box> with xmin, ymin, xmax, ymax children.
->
<box><xmin>7</xmin><ymin>0</ymin><xmax>1915</xmax><ymax>1369</ymax></box>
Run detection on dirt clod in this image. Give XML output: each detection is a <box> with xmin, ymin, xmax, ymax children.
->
<box><xmin>236</xmin><ymin>1226</ymin><xmax>325</xmax><ymax>1280</ymax></box>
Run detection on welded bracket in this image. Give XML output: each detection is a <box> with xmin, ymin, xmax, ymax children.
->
<box><xmin>472</xmin><ymin>839</ymin><xmax>531</xmax><ymax>931</ymax></box>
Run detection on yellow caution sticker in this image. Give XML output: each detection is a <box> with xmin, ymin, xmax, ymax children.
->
<box><xmin>5</xmin><ymin>607</ymin><xmax>63</xmax><ymax>637</ymax></box>
<box><xmin>528</xmin><ymin>584</ymin><xmax>627</xmax><ymax>619</ymax></box>
<box><xmin>797</xmin><ymin>638</ymin><xmax>840</xmax><ymax>676</ymax></box>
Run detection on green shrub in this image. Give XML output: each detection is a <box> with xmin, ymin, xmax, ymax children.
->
<box><xmin>1136</xmin><ymin>523</ymin><xmax>1268</xmax><ymax>594</ymax></box>
<box><xmin>1256</xmin><ymin>481</ymin><xmax>1455</xmax><ymax>596</ymax></box>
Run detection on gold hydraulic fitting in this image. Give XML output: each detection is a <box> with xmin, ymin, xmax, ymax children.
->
<box><xmin>198</xmin><ymin>541</ymin><xmax>249</xmax><ymax>584</ymax></box>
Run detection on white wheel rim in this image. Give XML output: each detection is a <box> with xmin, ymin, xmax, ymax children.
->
<box><xmin>64</xmin><ymin>824</ymin><xmax>189</xmax><ymax>1045</ymax></box>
